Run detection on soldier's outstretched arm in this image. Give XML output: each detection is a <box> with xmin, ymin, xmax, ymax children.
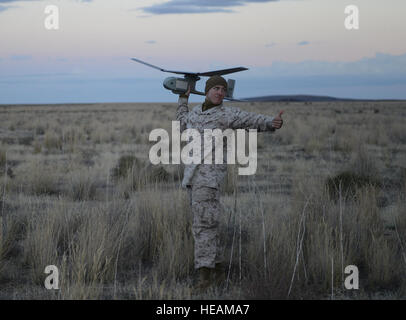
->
<box><xmin>226</xmin><ymin>108</ymin><xmax>277</xmax><ymax>132</ymax></box>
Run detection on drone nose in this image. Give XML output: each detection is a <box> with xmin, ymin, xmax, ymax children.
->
<box><xmin>163</xmin><ymin>77</ymin><xmax>177</xmax><ymax>90</ymax></box>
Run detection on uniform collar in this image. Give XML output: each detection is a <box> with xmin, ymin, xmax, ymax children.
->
<box><xmin>195</xmin><ymin>103</ymin><xmax>223</xmax><ymax>115</ymax></box>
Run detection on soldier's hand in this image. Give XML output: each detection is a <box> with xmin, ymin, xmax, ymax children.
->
<box><xmin>183</xmin><ymin>85</ymin><xmax>191</xmax><ymax>98</ymax></box>
<box><xmin>271</xmin><ymin>110</ymin><xmax>284</xmax><ymax>129</ymax></box>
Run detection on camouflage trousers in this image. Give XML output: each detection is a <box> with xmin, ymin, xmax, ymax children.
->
<box><xmin>187</xmin><ymin>185</ymin><xmax>224</xmax><ymax>269</ymax></box>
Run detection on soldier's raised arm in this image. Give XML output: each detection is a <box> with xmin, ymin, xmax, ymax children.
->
<box><xmin>176</xmin><ymin>86</ymin><xmax>191</xmax><ymax>133</ymax></box>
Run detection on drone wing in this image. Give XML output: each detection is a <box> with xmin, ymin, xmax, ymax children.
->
<box><xmin>132</xmin><ymin>58</ymin><xmax>248</xmax><ymax>77</ymax></box>
<box><xmin>197</xmin><ymin>67</ymin><xmax>248</xmax><ymax>77</ymax></box>
<box><xmin>131</xmin><ymin>58</ymin><xmax>196</xmax><ymax>76</ymax></box>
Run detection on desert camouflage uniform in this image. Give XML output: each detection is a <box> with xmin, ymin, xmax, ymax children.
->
<box><xmin>177</xmin><ymin>96</ymin><xmax>276</xmax><ymax>269</ymax></box>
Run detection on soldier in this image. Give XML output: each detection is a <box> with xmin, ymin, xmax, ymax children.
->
<box><xmin>176</xmin><ymin>75</ymin><xmax>283</xmax><ymax>291</ymax></box>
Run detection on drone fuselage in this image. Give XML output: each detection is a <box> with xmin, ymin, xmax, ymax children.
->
<box><xmin>163</xmin><ymin>76</ymin><xmax>201</xmax><ymax>95</ymax></box>
<box><xmin>163</xmin><ymin>76</ymin><xmax>235</xmax><ymax>99</ymax></box>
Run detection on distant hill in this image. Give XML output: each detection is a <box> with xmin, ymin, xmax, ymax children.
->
<box><xmin>242</xmin><ymin>94</ymin><xmax>359</xmax><ymax>102</ymax></box>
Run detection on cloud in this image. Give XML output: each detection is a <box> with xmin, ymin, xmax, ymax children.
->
<box><xmin>238</xmin><ymin>52</ymin><xmax>406</xmax><ymax>98</ymax></box>
<box><xmin>265</xmin><ymin>52</ymin><xmax>406</xmax><ymax>76</ymax></box>
<box><xmin>141</xmin><ymin>0</ymin><xmax>279</xmax><ymax>15</ymax></box>
<box><xmin>265</xmin><ymin>42</ymin><xmax>276</xmax><ymax>48</ymax></box>
<box><xmin>0</xmin><ymin>0</ymin><xmax>25</xmax><ymax>12</ymax></box>
<box><xmin>145</xmin><ymin>40</ymin><xmax>157</xmax><ymax>44</ymax></box>
<box><xmin>0</xmin><ymin>0</ymin><xmax>91</xmax><ymax>13</ymax></box>
<box><xmin>297</xmin><ymin>41</ymin><xmax>310</xmax><ymax>46</ymax></box>
<box><xmin>0</xmin><ymin>0</ymin><xmax>39</xmax><ymax>2</ymax></box>
<box><xmin>0</xmin><ymin>0</ymin><xmax>90</xmax><ymax>1</ymax></box>
<box><xmin>9</xmin><ymin>54</ymin><xmax>32</xmax><ymax>61</ymax></box>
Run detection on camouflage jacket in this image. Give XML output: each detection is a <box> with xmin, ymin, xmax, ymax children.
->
<box><xmin>176</xmin><ymin>96</ymin><xmax>276</xmax><ymax>189</ymax></box>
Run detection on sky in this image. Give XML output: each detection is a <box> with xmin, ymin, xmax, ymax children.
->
<box><xmin>0</xmin><ymin>0</ymin><xmax>406</xmax><ymax>103</ymax></box>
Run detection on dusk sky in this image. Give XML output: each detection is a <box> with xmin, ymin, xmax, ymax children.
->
<box><xmin>1</xmin><ymin>0</ymin><xmax>406</xmax><ymax>103</ymax></box>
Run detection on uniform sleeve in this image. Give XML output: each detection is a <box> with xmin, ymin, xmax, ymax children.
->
<box><xmin>176</xmin><ymin>96</ymin><xmax>189</xmax><ymax>133</ymax></box>
<box><xmin>227</xmin><ymin>108</ymin><xmax>276</xmax><ymax>132</ymax></box>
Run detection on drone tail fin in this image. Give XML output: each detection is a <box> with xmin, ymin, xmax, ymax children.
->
<box><xmin>226</xmin><ymin>79</ymin><xmax>235</xmax><ymax>99</ymax></box>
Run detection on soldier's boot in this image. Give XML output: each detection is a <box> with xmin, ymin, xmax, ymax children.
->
<box><xmin>214</xmin><ymin>263</ymin><xmax>226</xmax><ymax>287</ymax></box>
<box><xmin>194</xmin><ymin>267</ymin><xmax>212</xmax><ymax>294</ymax></box>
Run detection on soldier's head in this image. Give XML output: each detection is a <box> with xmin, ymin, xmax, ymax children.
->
<box><xmin>205</xmin><ymin>75</ymin><xmax>228</xmax><ymax>105</ymax></box>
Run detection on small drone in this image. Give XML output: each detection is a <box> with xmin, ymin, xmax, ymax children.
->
<box><xmin>131</xmin><ymin>58</ymin><xmax>248</xmax><ymax>101</ymax></box>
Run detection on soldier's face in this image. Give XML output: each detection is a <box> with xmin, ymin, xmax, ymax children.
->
<box><xmin>206</xmin><ymin>85</ymin><xmax>226</xmax><ymax>105</ymax></box>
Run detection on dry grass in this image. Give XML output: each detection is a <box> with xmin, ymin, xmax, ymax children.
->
<box><xmin>0</xmin><ymin>101</ymin><xmax>405</xmax><ymax>299</ymax></box>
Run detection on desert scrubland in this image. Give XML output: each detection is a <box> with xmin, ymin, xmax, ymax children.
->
<box><xmin>0</xmin><ymin>100</ymin><xmax>405</xmax><ymax>299</ymax></box>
